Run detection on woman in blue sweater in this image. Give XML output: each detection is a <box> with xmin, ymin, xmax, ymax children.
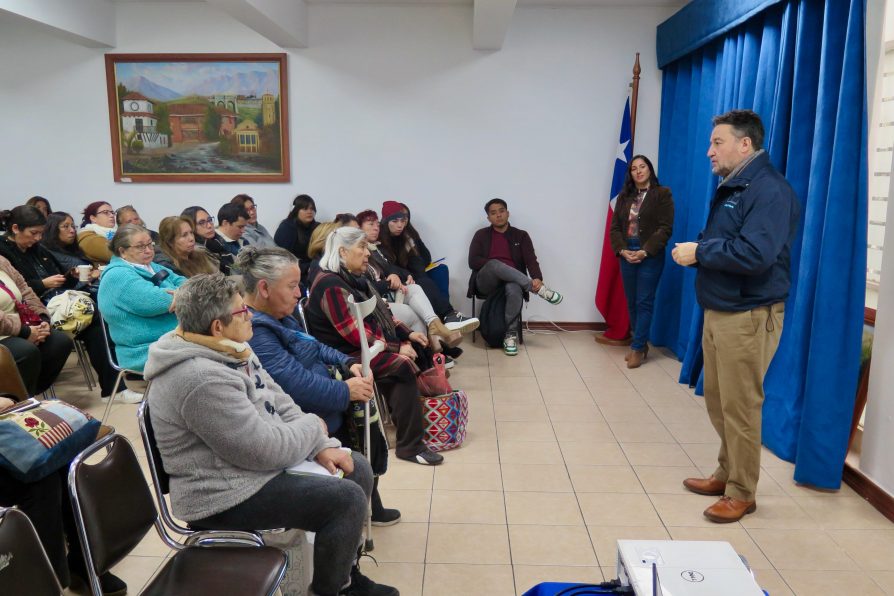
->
<box><xmin>97</xmin><ymin>224</ymin><xmax>185</xmax><ymax>373</ymax></box>
<box><xmin>237</xmin><ymin>246</ymin><xmax>400</xmax><ymax>527</ymax></box>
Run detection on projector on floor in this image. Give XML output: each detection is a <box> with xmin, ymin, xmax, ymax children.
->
<box><xmin>616</xmin><ymin>540</ymin><xmax>765</xmax><ymax>596</ymax></box>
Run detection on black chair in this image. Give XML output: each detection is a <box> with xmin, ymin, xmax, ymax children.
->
<box><xmin>97</xmin><ymin>312</ymin><xmax>147</xmax><ymax>424</ymax></box>
<box><xmin>67</xmin><ymin>433</ymin><xmax>288</xmax><ymax>596</ymax></box>
<box><xmin>0</xmin><ymin>507</ymin><xmax>64</xmax><ymax>596</ymax></box>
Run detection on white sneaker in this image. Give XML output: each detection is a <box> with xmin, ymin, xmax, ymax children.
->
<box><xmin>536</xmin><ymin>285</ymin><xmax>563</xmax><ymax>304</ymax></box>
<box><xmin>101</xmin><ymin>389</ymin><xmax>144</xmax><ymax>404</ymax></box>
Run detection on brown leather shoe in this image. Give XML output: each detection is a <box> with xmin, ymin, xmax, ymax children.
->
<box><xmin>627</xmin><ymin>350</ymin><xmax>645</xmax><ymax>369</ymax></box>
<box><xmin>683</xmin><ymin>476</ymin><xmax>726</xmax><ymax>496</ymax></box>
<box><xmin>703</xmin><ymin>496</ymin><xmax>756</xmax><ymax>523</ymax></box>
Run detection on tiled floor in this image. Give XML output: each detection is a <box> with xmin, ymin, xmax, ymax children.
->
<box><xmin>57</xmin><ymin>330</ymin><xmax>894</xmax><ymax>595</ymax></box>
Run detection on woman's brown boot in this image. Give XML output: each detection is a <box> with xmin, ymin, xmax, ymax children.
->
<box><xmin>428</xmin><ymin>319</ymin><xmax>462</xmax><ymax>349</ymax></box>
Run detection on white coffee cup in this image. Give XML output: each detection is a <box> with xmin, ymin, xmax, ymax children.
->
<box><xmin>77</xmin><ymin>265</ymin><xmax>91</xmax><ymax>282</ymax></box>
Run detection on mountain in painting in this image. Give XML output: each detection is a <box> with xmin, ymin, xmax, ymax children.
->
<box><xmin>122</xmin><ymin>76</ymin><xmax>182</xmax><ymax>101</ymax></box>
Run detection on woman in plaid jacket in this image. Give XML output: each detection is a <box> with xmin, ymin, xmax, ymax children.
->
<box><xmin>306</xmin><ymin>227</ymin><xmax>445</xmax><ymax>466</ymax></box>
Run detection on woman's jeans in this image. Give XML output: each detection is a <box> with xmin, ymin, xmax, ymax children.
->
<box><xmin>191</xmin><ymin>452</ymin><xmax>373</xmax><ymax>596</ymax></box>
<box><xmin>618</xmin><ymin>241</ymin><xmax>665</xmax><ymax>352</ymax></box>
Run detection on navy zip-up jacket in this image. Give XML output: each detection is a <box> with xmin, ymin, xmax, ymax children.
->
<box><xmin>694</xmin><ymin>151</ymin><xmax>800</xmax><ymax>312</ymax></box>
<box><xmin>248</xmin><ymin>308</ymin><xmax>357</xmax><ymax>433</ymax></box>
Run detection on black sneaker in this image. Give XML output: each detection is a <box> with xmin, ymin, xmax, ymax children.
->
<box><xmin>441</xmin><ymin>345</ymin><xmax>463</xmax><ymax>359</ymax></box>
<box><xmin>397</xmin><ymin>447</ymin><xmax>444</xmax><ymax>466</ymax></box>
<box><xmin>340</xmin><ymin>565</ymin><xmax>399</xmax><ymax>596</ymax></box>
<box><xmin>443</xmin><ymin>311</ymin><xmax>480</xmax><ymax>334</ymax></box>
<box><xmin>371</xmin><ymin>507</ymin><xmax>402</xmax><ymax>526</ymax></box>
<box><xmin>443</xmin><ymin>356</ymin><xmax>455</xmax><ymax>370</ymax></box>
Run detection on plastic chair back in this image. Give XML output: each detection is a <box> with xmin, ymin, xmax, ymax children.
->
<box><xmin>0</xmin><ymin>507</ymin><xmax>64</xmax><ymax>595</ymax></box>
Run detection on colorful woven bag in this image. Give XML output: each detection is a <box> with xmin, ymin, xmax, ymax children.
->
<box><xmin>420</xmin><ymin>389</ymin><xmax>468</xmax><ymax>452</ymax></box>
<box><xmin>0</xmin><ymin>399</ymin><xmax>100</xmax><ymax>482</ymax></box>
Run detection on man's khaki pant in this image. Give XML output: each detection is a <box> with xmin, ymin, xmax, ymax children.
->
<box><xmin>702</xmin><ymin>303</ymin><xmax>784</xmax><ymax>502</ymax></box>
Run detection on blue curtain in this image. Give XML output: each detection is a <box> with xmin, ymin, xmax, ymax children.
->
<box><xmin>651</xmin><ymin>0</ymin><xmax>867</xmax><ymax>489</ymax></box>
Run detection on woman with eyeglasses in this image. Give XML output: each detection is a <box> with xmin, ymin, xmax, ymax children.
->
<box><xmin>230</xmin><ymin>194</ymin><xmax>275</xmax><ymax>248</ymax></box>
<box><xmin>181</xmin><ymin>206</ymin><xmax>235</xmax><ymax>275</ymax></box>
<box><xmin>274</xmin><ymin>194</ymin><xmax>319</xmax><ymax>280</ymax></box>
<box><xmin>97</xmin><ymin>224</ymin><xmax>185</xmax><ymax>373</ymax></box>
<box><xmin>77</xmin><ymin>201</ymin><xmax>117</xmax><ymax>265</ymax></box>
<box><xmin>41</xmin><ymin>212</ymin><xmax>96</xmax><ymax>279</ymax></box>
<box><xmin>154</xmin><ymin>216</ymin><xmax>220</xmax><ymax>278</ymax></box>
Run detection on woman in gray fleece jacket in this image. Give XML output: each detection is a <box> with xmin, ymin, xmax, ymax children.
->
<box><xmin>143</xmin><ymin>273</ymin><xmax>398</xmax><ymax>596</ymax></box>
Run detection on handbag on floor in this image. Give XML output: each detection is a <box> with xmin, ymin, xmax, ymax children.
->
<box><xmin>420</xmin><ymin>389</ymin><xmax>468</xmax><ymax>452</ymax></box>
<box><xmin>0</xmin><ymin>397</ymin><xmax>101</xmax><ymax>482</ymax></box>
<box><xmin>416</xmin><ymin>353</ymin><xmax>452</xmax><ymax>397</ymax></box>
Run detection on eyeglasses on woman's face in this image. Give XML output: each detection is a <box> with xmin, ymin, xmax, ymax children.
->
<box><xmin>230</xmin><ymin>305</ymin><xmax>251</xmax><ymax>319</ymax></box>
<box><xmin>96</xmin><ymin>209</ymin><xmax>115</xmax><ymax>217</ymax></box>
<box><xmin>196</xmin><ymin>216</ymin><xmax>215</xmax><ymax>228</ymax></box>
<box><xmin>128</xmin><ymin>242</ymin><xmax>155</xmax><ymax>252</ymax></box>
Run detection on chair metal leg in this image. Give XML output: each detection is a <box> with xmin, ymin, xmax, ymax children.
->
<box><xmin>471</xmin><ymin>295</ymin><xmax>477</xmax><ymax>344</ymax></box>
<box><xmin>101</xmin><ymin>371</ymin><xmax>127</xmax><ymax>424</ymax></box>
<box><xmin>75</xmin><ymin>341</ymin><xmax>94</xmax><ymax>391</ymax></box>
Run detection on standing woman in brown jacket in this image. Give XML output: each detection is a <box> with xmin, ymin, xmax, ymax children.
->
<box><xmin>610</xmin><ymin>155</ymin><xmax>674</xmax><ymax>369</ymax></box>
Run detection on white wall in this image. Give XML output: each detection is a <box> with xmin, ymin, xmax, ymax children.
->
<box><xmin>0</xmin><ymin>2</ymin><xmax>672</xmax><ymax>321</ymax></box>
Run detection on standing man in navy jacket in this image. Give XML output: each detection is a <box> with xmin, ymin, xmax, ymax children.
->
<box><xmin>672</xmin><ymin>110</ymin><xmax>800</xmax><ymax>523</ymax></box>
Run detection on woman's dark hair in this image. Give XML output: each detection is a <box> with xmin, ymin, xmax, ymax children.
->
<box><xmin>42</xmin><ymin>212</ymin><xmax>81</xmax><ymax>253</ymax></box>
<box><xmin>7</xmin><ymin>205</ymin><xmax>47</xmax><ymax>233</ymax></box>
<box><xmin>181</xmin><ymin>206</ymin><xmax>209</xmax><ymax>224</ymax></box>
<box><xmin>81</xmin><ymin>201</ymin><xmax>112</xmax><ymax>227</ymax></box>
<box><xmin>230</xmin><ymin>193</ymin><xmax>255</xmax><ymax>208</ymax></box>
<box><xmin>333</xmin><ymin>213</ymin><xmax>357</xmax><ymax>226</ymax></box>
<box><xmin>398</xmin><ymin>203</ymin><xmax>423</xmax><ymax>243</ymax></box>
<box><xmin>619</xmin><ymin>154</ymin><xmax>660</xmax><ymax>201</ymax></box>
<box><xmin>287</xmin><ymin>194</ymin><xmax>317</xmax><ymax>220</ymax></box>
<box><xmin>26</xmin><ymin>196</ymin><xmax>53</xmax><ymax>214</ymax></box>
<box><xmin>356</xmin><ymin>210</ymin><xmax>378</xmax><ymax>226</ymax></box>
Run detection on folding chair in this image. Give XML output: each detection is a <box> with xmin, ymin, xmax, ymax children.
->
<box><xmin>0</xmin><ymin>507</ymin><xmax>64</xmax><ymax>596</ymax></box>
<box><xmin>74</xmin><ymin>339</ymin><xmax>95</xmax><ymax>391</ymax></box>
<box><xmin>68</xmin><ymin>433</ymin><xmax>288</xmax><ymax>596</ymax></box>
<box><xmin>97</xmin><ymin>312</ymin><xmax>146</xmax><ymax>424</ymax></box>
<box><xmin>345</xmin><ymin>295</ymin><xmax>386</xmax><ymax>551</ymax></box>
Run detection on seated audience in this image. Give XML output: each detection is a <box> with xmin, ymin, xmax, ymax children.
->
<box><xmin>0</xmin><ymin>205</ymin><xmax>75</xmax><ymax>298</ymax></box>
<box><xmin>0</xmin><ymin>255</ymin><xmax>72</xmax><ymax>395</ymax></box>
<box><xmin>155</xmin><ymin>215</ymin><xmax>219</xmax><ymax>277</ymax></box>
<box><xmin>0</xmin><ymin>396</ymin><xmax>127</xmax><ymax>595</ymax></box>
<box><xmin>379</xmin><ymin>201</ymin><xmax>478</xmax><ymax>334</ymax></box>
<box><xmin>356</xmin><ymin>210</ymin><xmax>464</xmax><ymax>352</ymax></box>
<box><xmin>0</xmin><ymin>206</ymin><xmax>118</xmax><ymax>398</ymax></box>
<box><xmin>116</xmin><ymin>205</ymin><xmax>159</xmax><ymax>245</ymax></box>
<box><xmin>305</xmin><ymin>220</ymin><xmax>355</xmax><ymax>289</ymax></box>
<box><xmin>468</xmin><ymin>198</ymin><xmax>562</xmax><ymax>356</ymax></box>
<box><xmin>216</xmin><ymin>203</ymin><xmax>250</xmax><ymax>256</ymax></box>
<box><xmin>26</xmin><ymin>196</ymin><xmax>53</xmax><ymax>217</ymax></box>
<box><xmin>41</xmin><ymin>212</ymin><xmax>98</xmax><ymax>280</ymax></box>
<box><xmin>237</xmin><ymin>247</ymin><xmax>401</xmax><ymax>526</ymax></box>
<box><xmin>181</xmin><ymin>206</ymin><xmax>235</xmax><ymax>274</ymax></box>
<box><xmin>275</xmin><ymin>194</ymin><xmax>319</xmax><ymax>280</ymax></box>
<box><xmin>143</xmin><ymin>273</ymin><xmax>397</xmax><ymax>596</ymax></box>
<box><xmin>97</xmin><ymin>224</ymin><xmax>184</xmax><ymax>374</ymax></box>
<box><xmin>78</xmin><ymin>201</ymin><xmax>117</xmax><ymax>265</ymax></box>
<box><xmin>231</xmin><ymin>194</ymin><xmax>275</xmax><ymax>248</ymax></box>
<box><xmin>398</xmin><ymin>202</ymin><xmax>450</xmax><ymax>296</ymax></box>
<box><xmin>306</xmin><ymin>227</ymin><xmax>443</xmax><ymax>466</ymax></box>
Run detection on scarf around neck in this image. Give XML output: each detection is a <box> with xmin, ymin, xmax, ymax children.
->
<box><xmin>176</xmin><ymin>327</ymin><xmax>253</xmax><ymax>361</ymax></box>
<box><xmin>81</xmin><ymin>223</ymin><xmax>116</xmax><ymax>240</ymax></box>
<box><xmin>336</xmin><ymin>266</ymin><xmax>397</xmax><ymax>340</ymax></box>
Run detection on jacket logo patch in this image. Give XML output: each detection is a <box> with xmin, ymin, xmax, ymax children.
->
<box><xmin>722</xmin><ymin>199</ymin><xmax>738</xmax><ymax>209</ymax></box>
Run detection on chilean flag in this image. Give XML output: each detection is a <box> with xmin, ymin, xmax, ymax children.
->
<box><xmin>594</xmin><ymin>98</ymin><xmax>632</xmax><ymax>340</ymax></box>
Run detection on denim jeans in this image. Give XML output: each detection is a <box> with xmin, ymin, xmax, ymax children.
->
<box><xmin>618</xmin><ymin>239</ymin><xmax>665</xmax><ymax>351</ymax></box>
<box><xmin>474</xmin><ymin>260</ymin><xmax>532</xmax><ymax>327</ymax></box>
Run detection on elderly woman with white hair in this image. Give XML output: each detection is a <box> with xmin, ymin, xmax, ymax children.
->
<box><xmin>305</xmin><ymin>227</ymin><xmax>444</xmax><ymax>466</ymax></box>
<box><xmin>143</xmin><ymin>273</ymin><xmax>398</xmax><ymax>596</ymax></box>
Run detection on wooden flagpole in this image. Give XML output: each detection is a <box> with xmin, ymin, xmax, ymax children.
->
<box><xmin>594</xmin><ymin>53</ymin><xmax>641</xmax><ymax>345</ymax></box>
<box><xmin>630</xmin><ymin>52</ymin><xmax>641</xmax><ymax>151</ymax></box>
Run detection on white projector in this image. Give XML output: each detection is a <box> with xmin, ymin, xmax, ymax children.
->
<box><xmin>616</xmin><ymin>540</ymin><xmax>765</xmax><ymax>596</ymax></box>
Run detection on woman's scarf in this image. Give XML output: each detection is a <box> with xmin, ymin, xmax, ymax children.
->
<box><xmin>176</xmin><ymin>327</ymin><xmax>253</xmax><ymax>361</ymax></box>
<box><xmin>80</xmin><ymin>223</ymin><xmax>116</xmax><ymax>240</ymax></box>
<box><xmin>336</xmin><ymin>266</ymin><xmax>398</xmax><ymax>342</ymax></box>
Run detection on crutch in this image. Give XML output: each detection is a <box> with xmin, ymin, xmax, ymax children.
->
<box><xmin>346</xmin><ymin>295</ymin><xmax>385</xmax><ymax>552</ymax></box>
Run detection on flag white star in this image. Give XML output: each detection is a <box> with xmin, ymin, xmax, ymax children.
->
<box><xmin>616</xmin><ymin>139</ymin><xmax>630</xmax><ymax>164</ymax></box>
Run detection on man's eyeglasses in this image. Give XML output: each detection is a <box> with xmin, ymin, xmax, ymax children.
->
<box><xmin>231</xmin><ymin>305</ymin><xmax>251</xmax><ymax>319</ymax></box>
<box><xmin>128</xmin><ymin>242</ymin><xmax>155</xmax><ymax>252</ymax></box>
<box><xmin>196</xmin><ymin>217</ymin><xmax>215</xmax><ymax>227</ymax></box>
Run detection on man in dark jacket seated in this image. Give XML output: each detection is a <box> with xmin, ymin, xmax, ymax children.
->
<box><xmin>467</xmin><ymin>198</ymin><xmax>563</xmax><ymax>356</ymax></box>
<box><xmin>236</xmin><ymin>246</ymin><xmax>401</xmax><ymax>527</ymax></box>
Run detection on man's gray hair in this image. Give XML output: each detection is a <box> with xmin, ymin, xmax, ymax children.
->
<box><xmin>320</xmin><ymin>226</ymin><xmax>366</xmax><ymax>273</ymax></box>
<box><xmin>234</xmin><ymin>246</ymin><xmax>299</xmax><ymax>293</ymax></box>
<box><xmin>108</xmin><ymin>223</ymin><xmax>148</xmax><ymax>256</ymax></box>
<box><xmin>175</xmin><ymin>273</ymin><xmax>242</xmax><ymax>334</ymax></box>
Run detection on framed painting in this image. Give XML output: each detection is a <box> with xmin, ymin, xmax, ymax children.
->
<box><xmin>104</xmin><ymin>53</ymin><xmax>290</xmax><ymax>183</ymax></box>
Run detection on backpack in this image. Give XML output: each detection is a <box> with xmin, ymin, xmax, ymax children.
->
<box><xmin>478</xmin><ymin>283</ymin><xmax>513</xmax><ymax>348</ymax></box>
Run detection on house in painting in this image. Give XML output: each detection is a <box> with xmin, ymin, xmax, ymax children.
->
<box><xmin>217</xmin><ymin>107</ymin><xmax>237</xmax><ymax>136</ymax></box>
<box><xmin>262</xmin><ymin>92</ymin><xmax>276</xmax><ymax>127</ymax></box>
<box><xmin>120</xmin><ymin>92</ymin><xmax>168</xmax><ymax>149</ymax></box>
<box><xmin>168</xmin><ymin>103</ymin><xmax>207</xmax><ymax>143</ymax></box>
<box><xmin>235</xmin><ymin>120</ymin><xmax>260</xmax><ymax>153</ymax></box>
